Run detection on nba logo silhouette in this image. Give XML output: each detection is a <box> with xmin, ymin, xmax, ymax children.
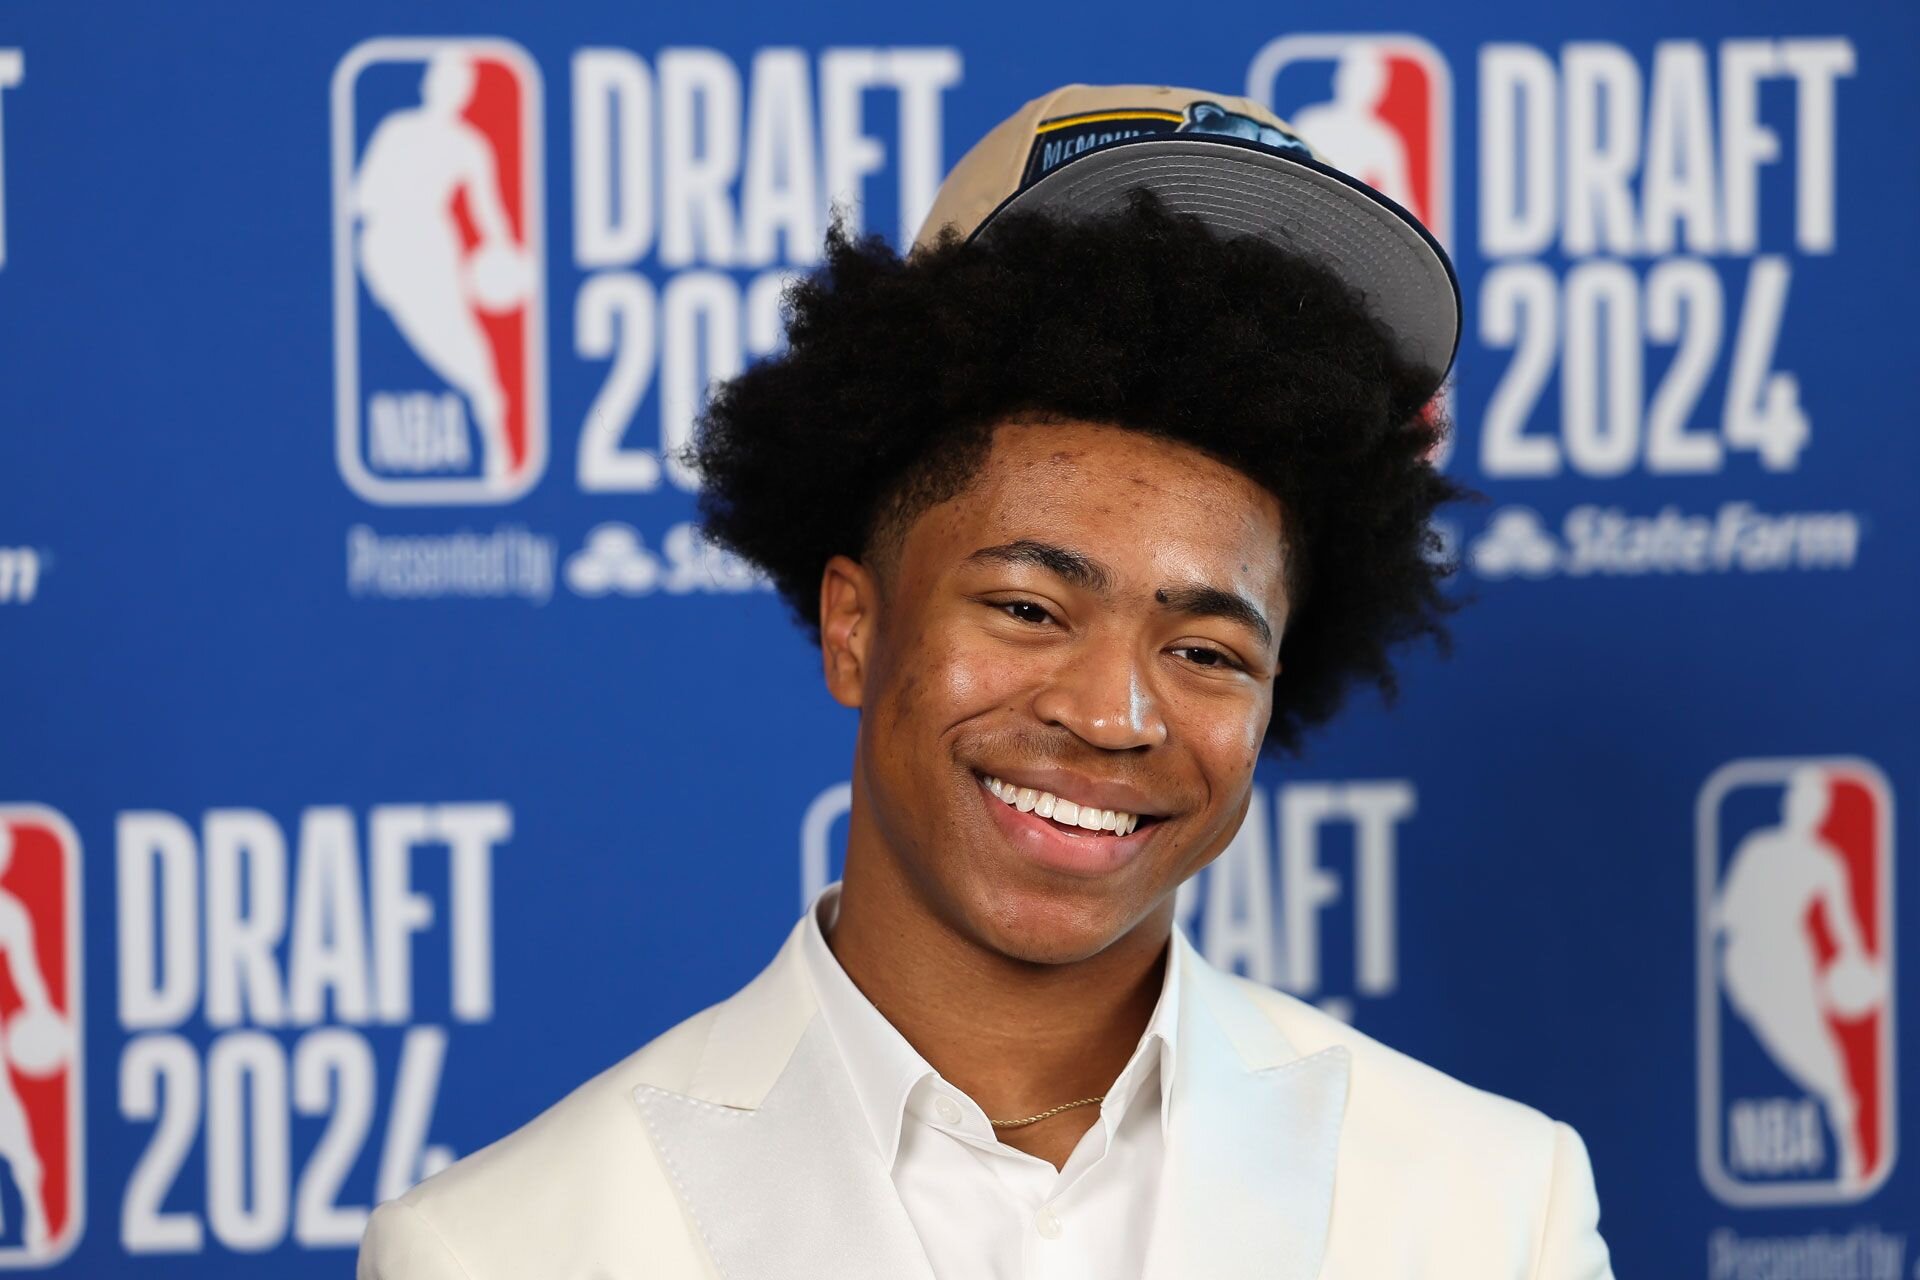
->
<box><xmin>1246</xmin><ymin>33</ymin><xmax>1451</xmax><ymax>246</ymax></box>
<box><xmin>1697</xmin><ymin>758</ymin><xmax>1897</xmax><ymax>1205</ymax></box>
<box><xmin>332</xmin><ymin>38</ymin><xmax>547</xmax><ymax>504</ymax></box>
<box><xmin>0</xmin><ymin>807</ymin><xmax>83</xmax><ymax>1264</ymax></box>
<box><xmin>1246</xmin><ymin>34</ymin><xmax>1453</xmax><ymax>465</ymax></box>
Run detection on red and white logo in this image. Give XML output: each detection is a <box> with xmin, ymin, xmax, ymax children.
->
<box><xmin>1246</xmin><ymin>33</ymin><xmax>1451</xmax><ymax>246</ymax></box>
<box><xmin>1697</xmin><ymin>758</ymin><xmax>1897</xmax><ymax>1205</ymax></box>
<box><xmin>332</xmin><ymin>38</ymin><xmax>547</xmax><ymax>505</ymax></box>
<box><xmin>1247</xmin><ymin>34</ymin><xmax>1453</xmax><ymax>465</ymax></box>
<box><xmin>0</xmin><ymin>807</ymin><xmax>83</xmax><ymax>1263</ymax></box>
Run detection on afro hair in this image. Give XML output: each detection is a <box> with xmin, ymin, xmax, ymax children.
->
<box><xmin>691</xmin><ymin>192</ymin><xmax>1466</xmax><ymax>753</ymax></box>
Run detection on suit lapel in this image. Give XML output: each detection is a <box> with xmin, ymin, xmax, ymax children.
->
<box><xmin>1143</xmin><ymin>931</ymin><xmax>1353</xmax><ymax>1280</ymax></box>
<box><xmin>631</xmin><ymin>925</ymin><xmax>937</xmax><ymax>1280</ymax></box>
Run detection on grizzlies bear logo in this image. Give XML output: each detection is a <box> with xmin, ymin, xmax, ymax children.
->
<box><xmin>1177</xmin><ymin>100</ymin><xmax>1313</xmax><ymax>157</ymax></box>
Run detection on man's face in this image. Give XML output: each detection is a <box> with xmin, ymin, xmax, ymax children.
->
<box><xmin>828</xmin><ymin>420</ymin><xmax>1290</xmax><ymax>965</ymax></box>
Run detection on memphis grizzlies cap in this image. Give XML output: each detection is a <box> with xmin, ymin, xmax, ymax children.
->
<box><xmin>914</xmin><ymin>83</ymin><xmax>1461</xmax><ymax>399</ymax></box>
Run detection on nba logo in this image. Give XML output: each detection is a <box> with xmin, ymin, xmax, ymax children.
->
<box><xmin>0</xmin><ymin>807</ymin><xmax>83</xmax><ymax>1264</ymax></box>
<box><xmin>1697</xmin><ymin>758</ymin><xmax>1897</xmax><ymax>1205</ymax></box>
<box><xmin>1246</xmin><ymin>33</ymin><xmax>1451</xmax><ymax>246</ymax></box>
<box><xmin>332</xmin><ymin>38</ymin><xmax>547</xmax><ymax>505</ymax></box>
<box><xmin>1246</xmin><ymin>34</ymin><xmax>1453</xmax><ymax>465</ymax></box>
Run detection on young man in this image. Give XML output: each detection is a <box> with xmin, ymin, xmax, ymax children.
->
<box><xmin>359</xmin><ymin>85</ymin><xmax>1615</xmax><ymax>1279</ymax></box>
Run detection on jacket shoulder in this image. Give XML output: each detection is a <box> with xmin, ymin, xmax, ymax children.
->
<box><xmin>1222</xmin><ymin>974</ymin><xmax>1612</xmax><ymax>1275</ymax></box>
<box><xmin>1232</xmin><ymin>972</ymin><xmax>1556</xmax><ymax>1143</ymax></box>
<box><xmin>358</xmin><ymin>1004</ymin><xmax>723</xmax><ymax>1280</ymax></box>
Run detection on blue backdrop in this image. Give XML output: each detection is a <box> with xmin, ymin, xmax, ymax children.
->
<box><xmin>1</xmin><ymin>1</ymin><xmax>1915</xmax><ymax>1274</ymax></box>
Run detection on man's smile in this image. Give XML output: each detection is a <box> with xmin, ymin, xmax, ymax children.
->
<box><xmin>973</xmin><ymin>770</ymin><xmax>1168</xmax><ymax>877</ymax></box>
<box><xmin>985</xmin><ymin>773</ymin><xmax>1142</xmax><ymax>834</ymax></box>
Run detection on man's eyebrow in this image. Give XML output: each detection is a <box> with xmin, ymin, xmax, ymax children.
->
<box><xmin>1154</xmin><ymin>584</ymin><xmax>1275</xmax><ymax>653</ymax></box>
<box><xmin>968</xmin><ymin>542</ymin><xmax>1274</xmax><ymax>652</ymax></box>
<box><xmin>964</xmin><ymin>540</ymin><xmax>1113</xmax><ymax>594</ymax></box>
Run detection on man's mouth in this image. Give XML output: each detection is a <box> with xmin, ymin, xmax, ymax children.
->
<box><xmin>980</xmin><ymin>774</ymin><xmax>1147</xmax><ymax>836</ymax></box>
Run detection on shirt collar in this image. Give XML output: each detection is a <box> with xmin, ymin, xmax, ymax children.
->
<box><xmin>798</xmin><ymin>880</ymin><xmax>1184</xmax><ymax>1169</ymax></box>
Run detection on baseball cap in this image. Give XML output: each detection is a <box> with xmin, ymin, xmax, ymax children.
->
<box><xmin>914</xmin><ymin>84</ymin><xmax>1461</xmax><ymax>400</ymax></box>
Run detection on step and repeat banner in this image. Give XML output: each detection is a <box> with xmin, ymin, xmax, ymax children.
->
<box><xmin>1</xmin><ymin>2</ymin><xmax>1915</xmax><ymax>1275</ymax></box>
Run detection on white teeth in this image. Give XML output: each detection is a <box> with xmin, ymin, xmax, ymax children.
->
<box><xmin>983</xmin><ymin>776</ymin><xmax>1143</xmax><ymax>836</ymax></box>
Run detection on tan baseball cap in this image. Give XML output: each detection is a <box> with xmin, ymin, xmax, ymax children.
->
<box><xmin>914</xmin><ymin>84</ymin><xmax>1460</xmax><ymax>397</ymax></box>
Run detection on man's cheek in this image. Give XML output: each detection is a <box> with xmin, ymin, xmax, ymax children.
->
<box><xmin>1222</xmin><ymin>677</ymin><xmax>1270</xmax><ymax>743</ymax></box>
<box><xmin>1229</xmin><ymin>692</ymin><xmax>1269</xmax><ymax>765</ymax></box>
<box><xmin>934</xmin><ymin>633</ymin><xmax>1033</xmax><ymax>717</ymax></box>
<box><xmin>1187</xmin><ymin>785</ymin><xmax>1257</xmax><ymax>874</ymax></box>
<box><xmin>1166</xmin><ymin>684</ymin><xmax>1268</xmax><ymax>764</ymax></box>
<box><xmin>879</xmin><ymin>623</ymin><xmax>997</xmax><ymax>733</ymax></box>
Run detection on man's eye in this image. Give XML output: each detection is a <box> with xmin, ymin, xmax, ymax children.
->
<box><xmin>1175</xmin><ymin>646</ymin><xmax>1242</xmax><ymax>671</ymax></box>
<box><xmin>1001</xmin><ymin>601</ymin><xmax>1053</xmax><ymax>625</ymax></box>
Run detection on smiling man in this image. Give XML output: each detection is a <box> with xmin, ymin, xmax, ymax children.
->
<box><xmin>359</xmin><ymin>85</ymin><xmax>1614</xmax><ymax>1280</ymax></box>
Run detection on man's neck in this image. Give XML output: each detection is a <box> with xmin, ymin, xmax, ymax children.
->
<box><xmin>826</xmin><ymin>845</ymin><xmax>1172</xmax><ymax>1155</ymax></box>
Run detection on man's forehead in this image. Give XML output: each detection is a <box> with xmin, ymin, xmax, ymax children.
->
<box><xmin>892</xmin><ymin>419</ymin><xmax>1292</xmax><ymax>615</ymax></box>
<box><xmin>988</xmin><ymin>419</ymin><xmax>1242</xmax><ymax>478</ymax></box>
<box><xmin>961</xmin><ymin>421</ymin><xmax>1285</xmax><ymax>558</ymax></box>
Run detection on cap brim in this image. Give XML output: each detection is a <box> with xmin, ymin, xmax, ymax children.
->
<box><xmin>972</xmin><ymin>135</ymin><xmax>1460</xmax><ymax>399</ymax></box>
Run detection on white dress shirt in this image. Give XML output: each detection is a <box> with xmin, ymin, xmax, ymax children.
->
<box><xmin>799</xmin><ymin>883</ymin><xmax>1180</xmax><ymax>1280</ymax></box>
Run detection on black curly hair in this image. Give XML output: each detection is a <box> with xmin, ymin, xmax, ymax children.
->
<box><xmin>691</xmin><ymin>192</ymin><xmax>1465</xmax><ymax>754</ymax></box>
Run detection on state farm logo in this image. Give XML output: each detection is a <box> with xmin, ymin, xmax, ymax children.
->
<box><xmin>0</xmin><ymin>808</ymin><xmax>84</xmax><ymax>1264</ymax></box>
<box><xmin>332</xmin><ymin>38</ymin><xmax>548</xmax><ymax>505</ymax></box>
<box><xmin>1697</xmin><ymin>759</ymin><xmax>1897</xmax><ymax>1205</ymax></box>
<box><xmin>1468</xmin><ymin>503</ymin><xmax>1861</xmax><ymax>579</ymax></box>
<box><xmin>561</xmin><ymin>522</ymin><xmax>770</xmax><ymax>598</ymax></box>
<box><xmin>1467</xmin><ymin>508</ymin><xmax>1558</xmax><ymax>579</ymax></box>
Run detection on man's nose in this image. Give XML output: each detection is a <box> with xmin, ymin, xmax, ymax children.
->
<box><xmin>1030</xmin><ymin>633</ymin><xmax>1169</xmax><ymax>751</ymax></box>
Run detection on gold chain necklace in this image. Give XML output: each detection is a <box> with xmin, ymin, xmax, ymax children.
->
<box><xmin>988</xmin><ymin>1094</ymin><xmax>1105</xmax><ymax>1129</ymax></box>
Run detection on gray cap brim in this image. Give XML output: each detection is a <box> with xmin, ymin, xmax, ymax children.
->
<box><xmin>975</xmin><ymin>136</ymin><xmax>1461</xmax><ymax>399</ymax></box>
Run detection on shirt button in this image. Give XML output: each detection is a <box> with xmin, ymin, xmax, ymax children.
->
<box><xmin>1035</xmin><ymin>1205</ymin><xmax>1062</xmax><ymax>1240</ymax></box>
<box><xmin>933</xmin><ymin>1095</ymin><xmax>963</xmax><ymax>1125</ymax></box>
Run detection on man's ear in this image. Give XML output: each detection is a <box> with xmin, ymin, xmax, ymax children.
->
<box><xmin>819</xmin><ymin>554</ymin><xmax>879</xmax><ymax>709</ymax></box>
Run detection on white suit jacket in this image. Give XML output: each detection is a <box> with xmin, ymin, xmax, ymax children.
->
<box><xmin>358</xmin><ymin>909</ymin><xmax>1616</xmax><ymax>1279</ymax></box>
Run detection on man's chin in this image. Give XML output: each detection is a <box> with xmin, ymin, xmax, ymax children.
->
<box><xmin>956</xmin><ymin>877</ymin><xmax>1157</xmax><ymax>967</ymax></box>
